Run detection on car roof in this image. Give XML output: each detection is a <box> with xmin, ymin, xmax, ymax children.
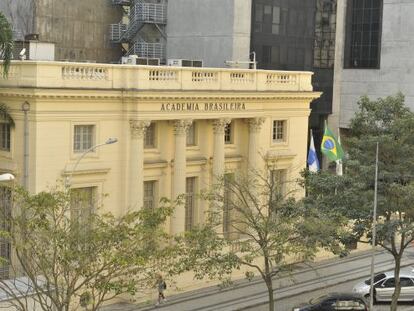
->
<box><xmin>326</xmin><ymin>292</ymin><xmax>365</xmax><ymax>299</ymax></box>
<box><xmin>382</xmin><ymin>270</ymin><xmax>414</xmax><ymax>278</ymax></box>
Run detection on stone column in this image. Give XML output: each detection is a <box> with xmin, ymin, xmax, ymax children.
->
<box><xmin>129</xmin><ymin>120</ymin><xmax>150</xmax><ymax>211</ymax></box>
<box><xmin>171</xmin><ymin>119</ymin><xmax>192</xmax><ymax>235</ymax></box>
<box><xmin>247</xmin><ymin>117</ymin><xmax>265</xmax><ymax>172</ymax></box>
<box><xmin>212</xmin><ymin>119</ymin><xmax>231</xmax><ymax>234</ymax></box>
<box><xmin>212</xmin><ymin>119</ymin><xmax>231</xmax><ymax>183</ymax></box>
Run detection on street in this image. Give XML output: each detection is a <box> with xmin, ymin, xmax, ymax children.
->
<box><xmin>128</xmin><ymin>248</ymin><xmax>414</xmax><ymax>311</ymax></box>
<box><xmin>245</xmin><ymin>277</ymin><xmax>414</xmax><ymax>311</ymax></box>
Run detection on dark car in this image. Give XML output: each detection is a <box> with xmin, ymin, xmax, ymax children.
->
<box><xmin>292</xmin><ymin>293</ymin><xmax>369</xmax><ymax>311</ymax></box>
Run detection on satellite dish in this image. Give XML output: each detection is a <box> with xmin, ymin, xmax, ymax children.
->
<box><xmin>19</xmin><ymin>48</ymin><xmax>26</xmax><ymax>56</ymax></box>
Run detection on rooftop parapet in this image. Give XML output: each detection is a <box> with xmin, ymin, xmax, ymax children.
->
<box><xmin>0</xmin><ymin>61</ymin><xmax>314</xmax><ymax>93</ymax></box>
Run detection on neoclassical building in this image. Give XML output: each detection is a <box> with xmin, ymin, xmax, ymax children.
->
<box><xmin>0</xmin><ymin>61</ymin><xmax>319</xmax><ymax>240</ymax></box>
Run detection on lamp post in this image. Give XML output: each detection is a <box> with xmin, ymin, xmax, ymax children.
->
<box><xmin>0</xmin><ymin>173</ymin><xmax>15</xmax><ymax>181</ymax></box>
<box><xmin>369</xmin><ymin>142</ymin><xmax>379</xmax><ymax>310</ymax></box>
<box><xmin>65</xmin><ymin>138</ymin><xmax>118</xmax><ymax>190</ymax></box>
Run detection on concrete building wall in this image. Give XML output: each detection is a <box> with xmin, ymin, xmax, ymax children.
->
<box><xmin>34</xmin><ymin>0</ymin><xmax>123</xmax><ymax>63</ymax></box>
<box><xmin>166</xmin><ymin>0</ymin><xmax>252</xmax><ymax>68</ymax></box>
<box><xmin>332</xmin><ymin>0</ymin><xmax>414</xmax><ymax>129</ymax></box>
<box><xmin>0</xmin><ymin>0</ymin><xmax>35</xmax><ymax>40</ymax></box>
<box><xmin>0</xmin><ymin>0</ymin><xmax>122</xmax><ymax>63</ymax></box>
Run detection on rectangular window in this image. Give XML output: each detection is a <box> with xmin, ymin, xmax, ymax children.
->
<box><xmin>0</xmin><ymin>187</ymin><xmax>11</xmax><ymax>279</ymax></box>
<box><xmin>255</xmin><ymin>4</ymin><xmax>264</xmax><ymax>22</ymax></box>
<box><xmin>264</xmin><ymin>5</ymin><xmax>272</xmax><ymax>15</ymax></box>
<box><xmin>186</xmin><ymin>122</ymin><xmax>196</xmax><ymax>146</ymax></box>
<box><xmin>143</xmin><ymin>181</ymin><xmax>156</xmax><ymax>209</ymax></box>
<box><xmin>254</xmin><ymin>22</ymin><xmax>263</xmax><ymax>33</ymax></box>
<box><xmin>270</xmin><ymin>169</ymin><xmax>287</xmax><ymax>197</ymax></box>
<box><xmin>345</xmin><ymin>0</ymin><xmax>382</xmax><ymax>68</ymax></box>
<box><xmin>272</xmin><ymin>6</ymin><xmax>280</xmax><ymax>34</ymax></box>
<box><xmin>224</xmin><ymin>122</ymin><xmax>232</xmax><ymax>144</ymax></box>
<box><xmin>144</xmin><ymin>123</ymin><xmax>156</xmax><ymax>148</ymax></box>
<box><xmin>271</xmin><ymin>46</ymin><xmax>279</xmax><ymax>65</ymax></box>
<box><xmin>0</xmin><ymin>123</ymin><xmax>10</xmax><ymax>151</ymax></box>
<box><xmin>272</xmin><ymin>120</ymin><xmax>286</xmax><ymax>142</ymax></box>
<box><xmin>185</xmin><ymin>177</ymin><xmax>196</xmax><ymax>231</ymax></box>
<box><xmin>262</xmin><ymin>45</ymin><xmax>272</xmax><ymax>64</ymax></box>
<box><xmin>70</xmin><ymin>187</ymin><xmax>95</xmax><ymax>222</ymax></box>
<box><xmin>74</xmin><ymin>125</ymin><xmax>94</xmax><ymax>153</ymax></box>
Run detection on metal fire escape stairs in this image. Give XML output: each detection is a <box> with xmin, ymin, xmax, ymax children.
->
<box><xmin>110</xmin><ymin>0</ymin><xmax>167</xmax><ymax>61</ymax></box>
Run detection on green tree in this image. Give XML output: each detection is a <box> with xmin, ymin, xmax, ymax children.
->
<box><xmin>0</xmin><ymin>12</ymin><xmax>13</xmax><ymax>77</ymax></box>
<box><xmin>177</xmin><ymin>166</ymin><xmax>344</xmax><ymax>311</ymax></box>
<box><xmin>305</xmin><ymin>93</ymin><xmax>414</xmax><ymax>311</ymax></box>
<box><xmin>0</xmin><ymin>185</ymin><xmax>180</xmax><ymax>311</ymax></box>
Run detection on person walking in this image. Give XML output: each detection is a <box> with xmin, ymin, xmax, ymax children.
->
<box><xmin>156</xmin><ymin>274</ymin><xmax>167</xmax><ymax>306</ymax></box>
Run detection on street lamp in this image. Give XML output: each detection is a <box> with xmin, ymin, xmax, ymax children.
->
<box><xmin>65</xmin><ymin>138</ymin><xmax>118</xmax><ymax>189</ymax></box>
<box><xmin>0</xmin><ymin>173</ymin><xmax>15</xmax><ymax>181</ymax></box>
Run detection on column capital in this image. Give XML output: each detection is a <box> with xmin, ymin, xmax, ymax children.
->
<box><xmin>212</xmin><ymin>118</ymin><xmax>231</xmax><ymax>134</ymax></box>
<box><xmin>173</xmin><ymin>119</ymin><xmax>193</xmax><ymax>136</ymax></box>
<box><xmin>247</xmin><ymin>117</ymin><xmax>266</xmax><ymax>133</ymax></box>
<box><xmin>129</xmin><ymin>120</ymin><xmax>151</xmax><ymax>139</ymax></box>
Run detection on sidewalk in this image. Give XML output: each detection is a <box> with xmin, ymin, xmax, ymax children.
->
<box><xmin>103</xmin><ymin>248</ymin><xmax>414</xmax><ymax>311</ymax></box>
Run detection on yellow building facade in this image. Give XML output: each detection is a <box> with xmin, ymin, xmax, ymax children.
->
<box><xmin>0</xmin><ymin>61</ymin><xmax>320</xmax><ymax>235</ymax></box>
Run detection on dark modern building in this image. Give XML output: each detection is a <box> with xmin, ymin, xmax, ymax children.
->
<box><xmin>251</xmin><ymin>0</ymin><xmax>337</xmax><ymax>159</ymax></box>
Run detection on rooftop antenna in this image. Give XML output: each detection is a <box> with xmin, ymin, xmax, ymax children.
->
<box><xmin>225</xmin><ymin>51</ymin><xmax>257</xmax><ymax>70</ymax></box>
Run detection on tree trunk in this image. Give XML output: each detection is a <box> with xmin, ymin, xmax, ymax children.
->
<box><xmin>265</xmin><ymin>276</ymin><xmax>275</xmax><ymax>311</ymax></box>
<box><xmin>390</xmin><ymin>256</ymin><xmax>402</xmax><ymax>311</ymax></box>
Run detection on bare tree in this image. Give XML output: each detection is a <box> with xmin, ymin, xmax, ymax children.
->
<box><xmin>178</xmin><ymin>162</ymin><xmax>343</xmax><ymax>311</ymax></box>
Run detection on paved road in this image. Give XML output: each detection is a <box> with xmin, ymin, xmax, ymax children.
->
<box><xmin>244</xmin><ymin>277</ymin><xmax>414</xmax><ymax>311</ymax></box>
<box><xmin>104</xmin><ymin>248</ymin><xmax>414</xmax><ymax>311</ymax></box>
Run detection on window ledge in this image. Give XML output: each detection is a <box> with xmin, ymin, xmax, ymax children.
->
<box><xmin>62</xmin><ymin>167</ymin><xmax>111</xmax><ymax>177</ymax></box>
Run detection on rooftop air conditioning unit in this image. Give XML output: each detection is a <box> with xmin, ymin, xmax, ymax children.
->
<box><xmin>136</xmin><ymin>57</ymin><xmax>160</xmax><ymax>66</ymax></box>
<box><xmin>121</xmin><ymin>55</ymin><xmax>138</xmax><ymax>65</ymax></box>
<box><xmin>167</xmin><ymin>59</ymin><xmax>203</xmax><ymax>68</ymax></box>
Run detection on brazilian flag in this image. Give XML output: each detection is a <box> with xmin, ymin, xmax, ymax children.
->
<box><xmin>321</xmin><ymin>125</ymin><xmax>344</xmax><ymax>162</ymax></box>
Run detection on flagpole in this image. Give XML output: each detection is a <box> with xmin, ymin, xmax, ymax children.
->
<box><xmin>369</xmin><ymin>142</ymin><xmax>379</xmax><ymax>310</ymax></box>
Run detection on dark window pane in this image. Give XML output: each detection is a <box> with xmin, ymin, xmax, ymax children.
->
<box><xmin>254</xmin><ymin>23</ymin><xmax>263</xmax><ymax>32</ymax></box>
<box><xmin>384</xmin><ymin>278</ymin><xmax>395</xmax><ymax>288</ymax></box>
<box><xmin>347</xmin><ymin>0</ymin><xmax>382</xmax><ymax>68</ymax></box>
<box><xmin>262</xmin><ymin>45</ymin><xmax>271</xmax><ymax>63</ymax></box>
<box><xmin>255</xmin><ymin>4</ymin><xmax>263</xmax><ymax>22</ymax></box>
<box><xmin>400</xmin><ymin>278</ymin><xmax>414</xmax><ymax>287</ymax></box>
<box><xmin>271</xmin><ymin>46</ymin><xmax>279</xmax><ymax>64</ymax></box>
<box><xmin>272</xmin><ymin>6</ymin><xmax>280</xmax><ymax>24</ymax></box>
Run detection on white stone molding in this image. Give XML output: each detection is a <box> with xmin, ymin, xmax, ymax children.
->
<box><xmin>173</xmin><ymin>119</ymin><xmax>193</xmax><ymax>136</ymax></box>
<box><xmin>247</xmin><ymin>117</ymin><xmax>266</xmax><ymax>133</ymax></box>
<box><xmin>212</xmin><ymin>118</ymin><xmax>231</xmax><ymax>134</ymax></box>
<box><xmin>129</xmin><ymin>120</ymin><xmax>151</xmax><ymax>139</ymax></box>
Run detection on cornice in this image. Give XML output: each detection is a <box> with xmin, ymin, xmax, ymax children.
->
<box><xmin>0</xmin><ymin>88</ymin><xmax>321</xmax><ymax>102</ymax></box>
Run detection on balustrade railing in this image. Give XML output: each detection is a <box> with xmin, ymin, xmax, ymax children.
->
<box><xmin>266</xmin><ymin>73</ymin><xmax>297</xmax><ymax>85</ymax></box>
<box><xmin>148</xmin><ymin>69</ymin><xmax>178</xmax><ymax>81</ymax></box>
<box><xmin>61</xmin><ymin>66</ymin><xmax>108</xmax><ymax>80</ymax></box>
<box><xmin>230</xmin><ymin>72</ymin><xmax>255</xmax><ymax>84</ymax></box>
<box><xmin>0</xmin><ymin>61</ymin><xmax>313</xmax><ymax>92</ymax></box>
<box><xmin>191</xmin><ymin>71</ymin><xmax>218</xmax><ymax>83</ymax></box>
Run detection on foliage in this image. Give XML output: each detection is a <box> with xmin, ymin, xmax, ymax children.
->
<box><xmin>0</xmin><ymin>103</ymin><xmax>15</xmax><ymax>126</ymax></box>
<box><xmin>178</xmin><ymin>166</ymin><xmax>344</xmax><ymax>311</ymax></box>
<box><xmin>305</xmin><ymin>93</ymin><xmax>414</xmax><ymax>310</ymax></box>
<box><xmin>0</xmin><ymin>185</ymin><xmax>179</xmax><ymax>311</ymax></box>
<box><xmin>0</xmin><ymin>12</ymin><xmax>13</xmax><ymax>77</ymax></box>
